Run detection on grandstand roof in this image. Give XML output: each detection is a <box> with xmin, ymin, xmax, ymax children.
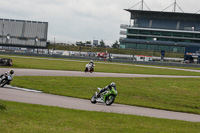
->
<box><xmin>125</xmin><ymin>9</ymin><xmax>200</xmax><ymax>22</ymax></box>
<box><xmin>0</xmin><ymin>18</ymin><xmax>48</xmax><ymax>24</ymax></box>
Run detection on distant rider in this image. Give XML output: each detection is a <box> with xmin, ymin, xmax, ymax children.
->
<box><xmin>0</xmin><ymin>69</ymin><xmax>14</xmax><ymax>83</ymax></box>
<box><xmin>85</xmin><ymin>60</ymin><xmax>95</xmax><ymax>72</ymax></box>
<box><xmin>89</xmin><ymin>60</ymin><xmax>94</xmax><ymax>67</ymax></box>
<box><xmin>97</xmin><ymin>82</ymin><xmax>116</xmax><ymax>97</ymax></box>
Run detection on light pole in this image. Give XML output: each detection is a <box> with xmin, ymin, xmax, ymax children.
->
<box><xmin>54</xmin><ymin>38</ymin><xmax>55</xmax><ymax>50</ymax></box>
<box><xmin>2</xmin><ymin>23</ymin><xmax>4</xmax><ymax>43</ymax></box>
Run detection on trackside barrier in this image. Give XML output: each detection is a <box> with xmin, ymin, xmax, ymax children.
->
<box><xmin>1</xmin><ymin>51</ymin><xmax>200</xmax><ymax>68</ymax></box>
<box><xmin>0</xmin><ymin>58</ymin><xmax>12</xmax><ymax>66</ymax></box>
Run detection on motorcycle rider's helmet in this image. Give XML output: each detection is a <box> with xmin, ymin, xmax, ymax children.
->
<box><xmin>10</xmin><ymin>69</ymin><xmax>14</xmax><ymax>74</ymax></box>
<box><xmin>90</xmin><ymin>60</ymin><xmax>93</xmax><ymax>63</ymax></box>
<box><xmin>110</xmin><ymin>82</ymin><xmax>116</xmax><ymax>87</ymax></box>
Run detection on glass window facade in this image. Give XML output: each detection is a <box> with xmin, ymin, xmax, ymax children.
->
<box><xmin>120</xmin><ymin>10</ymin><xmax>200</xmax><ymax>54</ymax></box>
<box><xmin>120</xmin><ymin>28</ymin><xmax>200</xmax><ymax>53</ymax></box>
<box><xmin>120</xmin><ymin>43</ymin><xmax>185</xmax><ymax>53</ymax></box>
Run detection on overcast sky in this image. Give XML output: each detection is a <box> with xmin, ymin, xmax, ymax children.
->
<box><xmin>0</xmin><ymin>0</ymin><xmax>199</xmax><ymax>45</ymax></box>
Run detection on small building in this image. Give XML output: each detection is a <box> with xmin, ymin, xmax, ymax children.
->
<box><xmin>134</xmin><ymin>55</ymin><xmax>152</xmax><ymax>61</ymax></box>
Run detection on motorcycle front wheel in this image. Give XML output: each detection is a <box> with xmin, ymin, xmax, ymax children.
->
<box><xmin>0</xmin><ymin>80</ymin><xmax>7</xmax><ymax>87</ymax></box>
<box><xmin>84</xmin><ymin>68</ymin><xmax>88</xmax><ymax>72</ymax></box>
<box><xmin>90</xmin><ymin>94</ymin><xmax>97</xmax><ymax>104</ymax></box>
<box><xmin>105</xmin><ymin>95</ymin><xmax>115</xmax><ymax>106</ymax></box>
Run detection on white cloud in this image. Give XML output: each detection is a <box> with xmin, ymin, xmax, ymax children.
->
<box><xmin>0</xmin><ymin>0</ymin><xmax>200</xmax><ymax>45</ymax></box>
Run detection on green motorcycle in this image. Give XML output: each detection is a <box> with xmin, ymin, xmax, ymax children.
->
<box><xmin>91</xmin><ymin>87</ymin><xmax>117</xmax><ymax>106</ymax></box>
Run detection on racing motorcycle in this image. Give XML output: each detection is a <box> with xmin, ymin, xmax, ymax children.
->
<box><xmin>90</xmin><ymin>87</ymin><xmax>117</xmax><ymax>106</ymax></box>
<box><xmin>85</xmin><ymin>64</ymin><xmax>95</xmax><ymax>73</ymax></box>
<box><xmin>0</xmin><ymin>74</ymin><xmax>12</xmax><ymax>87</ymax></box>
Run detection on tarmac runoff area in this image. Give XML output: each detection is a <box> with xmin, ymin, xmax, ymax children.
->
<box><xmin>0</xmin><ymin>68</ymin><xmax>200</xmax><ymax>122</ymax></box>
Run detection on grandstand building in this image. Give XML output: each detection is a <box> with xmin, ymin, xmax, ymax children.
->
<box><xmin>120</xmin><ymin>9</ymin><xmax>200</xmax><ymax>62</ymax></box>
<box><xmin>0</xmin><ymin>18</ymin><xmax>48</xmax><ymax>48</ymax></box>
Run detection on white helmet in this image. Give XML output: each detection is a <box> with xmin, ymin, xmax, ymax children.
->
<box><xmin>110</xmin><ymin>82</ymin><xmax>116</xmax><ymax>87</ymax></box>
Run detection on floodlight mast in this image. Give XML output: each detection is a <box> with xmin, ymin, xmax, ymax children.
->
<box><xmin>129</xmin><ymin>0</ymin><xmax>150</xmax><ymax>11</ymax></box>
<box><xmin>141</xmin><ymin>0</ymin><xmax>144</xmax><ymax>10</ymax></box>
<box><xmin>174</xmin><ymin>0</ymin><xmax>177</xmax><ymax>12</ymax></box>
<box><xmin>128</xmin><ymin>0</ymin><xmax>151</xmax><ymax>25</ymax></box>
<box><xmin>162</xmin><ymin>0</ymin><xmax>184</xmax><ymax>13</ymax></box>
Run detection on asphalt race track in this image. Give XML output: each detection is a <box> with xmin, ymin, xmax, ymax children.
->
<box><xmin>1</xmin><ymin>68</ymin><xmax>200</xmax><ymax>78</ymax></box>
<box><xmin>0</xmin><ymin>68</ymin><xmax>200</xmax><ymax>122</ymax></box>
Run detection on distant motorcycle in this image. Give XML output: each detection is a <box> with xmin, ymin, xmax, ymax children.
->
<box><xmin>0</xmin><ymin>75</ymin><xmax>13</xmax><ymax>87</ymax></box>
<box><xmin>85</xmin><ymin>64</ymin><xmax>95</xmax><ymax>73</ymax></box>
<box><xmin>91</xmin><ymin>87</ymin><xmax>117</xmax><ymax>106</ymax></box>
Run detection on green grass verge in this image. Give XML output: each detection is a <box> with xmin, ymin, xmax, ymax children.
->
<box><xmin>1</xmin><ymin>55</ymin><xmax>200</xmax><ymax>76</ymax></box>
<box><xmin>11</xmin><ymin>76</ymin><xmax>200</xmax><ymax>114</ymax></box>
<box><xmin>0</xmin><ymin>103</ymin><xmax>6</xmax><ymax>110</ymax></box>
<box><xmin>0</xmin><ymin>100</ymin><xmax>199</xmax><ymax>133</ymax></box>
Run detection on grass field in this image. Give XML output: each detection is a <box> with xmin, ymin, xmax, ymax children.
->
<box><xmin>1</xmin><ymin>54</ymin><xmax>200</xmax><ymax>132</ymax></box>
<box><xmin>11</xmin><ymin>76</ymin><xmax>200</xmax><ymax>114</ymax></box>
<box><xmin>1</xmin><ymin>55</ymin><xmax>200</xmax><ymax>76</ymax></box>
<box><xmin>0</xmin><ymin>100</ymin><xmax>199</xmax><ymax>133</ymax></box>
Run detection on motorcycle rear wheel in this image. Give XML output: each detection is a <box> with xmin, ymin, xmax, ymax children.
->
<box><xmin>90</xmin><ymin>94</ymin><xmax>97</xmax><ymax>104</ymax></box>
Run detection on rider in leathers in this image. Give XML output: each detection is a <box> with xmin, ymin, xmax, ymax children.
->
<box><xmin>85</xmin><ymin>60</ymin><xmax>95</xmax><ymax>72</ymax></box>
<box><xmin>0</xmin><ymin>69</ymin><xmax>14</xmax><ymax>84</ymax></box>
<box><xmin>97</xmin><ymin>82</ymin><xmax>116</xmax><ymax>98</ymax></box>
<box><xmin>89</xmin><ymin>60</ymin><xmax>94</xmax><ymax>67</ymax></box>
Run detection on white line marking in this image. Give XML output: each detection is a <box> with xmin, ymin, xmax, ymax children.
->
<box><xmin>6</xmin><ymin>85</ymin><xmax>42</xmax><ymax>93</ymax></box>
